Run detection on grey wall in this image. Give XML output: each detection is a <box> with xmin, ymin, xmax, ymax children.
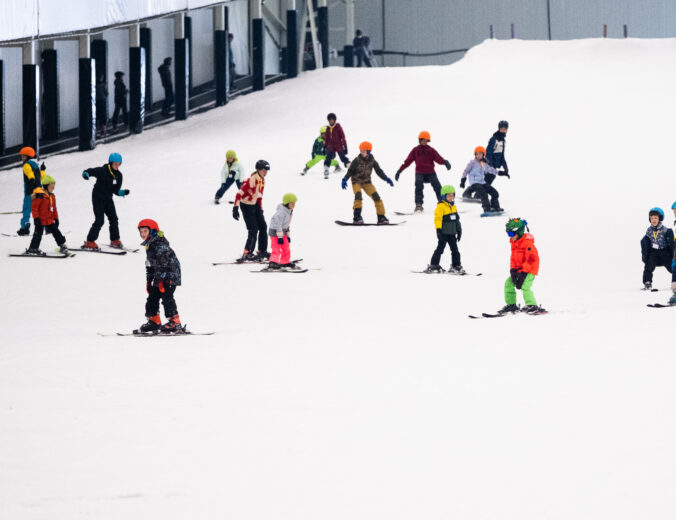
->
<box><xmin>192</xmin><ymin>8</ymin><xmax>215</xmax><ymax>86</ymax></box>
<box><xmin>0</xmin><ymin>47</ymin><xmax>22</xmax><ymax>148</ymax></box>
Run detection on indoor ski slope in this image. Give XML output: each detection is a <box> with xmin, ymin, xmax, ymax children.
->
<box><xmin>1</xmin><ymin>38</ymin><xmax>676</xmax><ymax>520</ymax></box>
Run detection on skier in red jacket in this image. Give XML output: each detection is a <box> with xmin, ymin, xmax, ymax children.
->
<box><xmin>395</xmin><ymin>131</ymin><xmax>452</xmax><ymax>213</ymax></box>
<box><xmin>322</xmin><ymin>113</ymin><xmax>350</xmax><ymax>180</ymax></box>
<box><xmin>26</xmin><ymin>175</ymin><xmax>69</xmax><ymax>255</ymax></box>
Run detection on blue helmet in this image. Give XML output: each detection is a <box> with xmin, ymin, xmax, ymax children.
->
<box><xmin>672</xmin><ymin>201</ymin><xmax>676</xmax><ymax>210</ymax></box>
<box><xmin>108</xmin><ymin>152</ymin><xmax>122</xmax><ymax>164</ymax></box>
<box><xmin>649</xmin><ymin>207</ymin><xmax>664</xmax><ymax>221</ymax></box>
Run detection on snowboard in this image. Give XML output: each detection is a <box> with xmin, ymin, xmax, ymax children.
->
<box><xmin>335</xmin><ymin>220</ymin><xmax>405</xmax><ymax>226</ymax></box>
<box><xmin>461</xmin><ymin>197</ymin><xmax>482</xmax><ymax>204</ymax></box>
<box><xmin>480</xmin><ymin>210</ymin><xmax>506</xmax><ymax>218</ymax></box>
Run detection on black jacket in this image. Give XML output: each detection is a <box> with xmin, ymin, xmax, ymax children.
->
<box><xmin>486</xmin><ymin>131</ymin><xmax>507</xmax><ymax>170</ymax></box>
<box><xmin>114</xmin><ymin>78</ymin><xmax>128</xmax><ymax>104</ymax></box>
<box><xmin>84</xmin><ymin>163</ymin><xmax>124</xmax><ymax>201</ymax></box>
<box><xmin>641</xmin><ymin>228</ymin><xmax>674</xmax><ymax>263</ymax></box>
<box><xmin>158</xmin><ymin>63</ymin><xmax>172</xmax><ymax>90</ymax></box>
<box><xmin>144</xmin><ymin>233</ymin><xmax>182</xmax><ymax>285</ymax></box>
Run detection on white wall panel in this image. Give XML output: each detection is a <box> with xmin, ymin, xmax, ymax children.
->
<box><xmin>229</xmin><ymin>0</ymin><xmax>250</xmax><ymax>76</ymax></box>
<box><xmin>190</xmin><ymin>8</ymin><xmax>215</xmax><ymax>85</ymax></box>
<box><xmin>148</xmin><ymin>18</ymin><xmax>175</xmax><ymax>105</ymax></box>
<box><xmin>0</xmin><ymin>48</ymin><xmax>23</xmax><ymax>147</ymax></box>
<box><xmin>54</xmin><ymin>41</ymin><xmax>79</xmax><ymax>132</ymax></box>
<box><xmin>0</xmin><ymin>0</ymin><xmax>38</xmax><ymax>41</ymax></box>
<box><xmin>103</xmin><ymin>29</ymin><xmax>130</xmax><ymax>116</ymax></box>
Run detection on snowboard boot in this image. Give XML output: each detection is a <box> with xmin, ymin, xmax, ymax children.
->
<box><xmin>498</xmin><ymin>303</ymin><xmax>519</xmax><ymax>314</ymax></box>
<box><xmin>643</xmin><ymin>282</ymin><xmax>653</xmax><ymax>290</ymax></box>
<box><xmin>301</xmin><ymin>167</ymin><xmax>308</xmax><ymax>176</ymax></box>
<box><xmin>162</xmin><ymin>315</ymin><xmax>183</xmax><ymax>333</ymax></box>
<box><xmin>24</xmin><ymin>248</ymin><xmax>45</xmax><ymax>256</ymax></box>
<box><xmin>268</xmin><ymin>262</ymin><xmax>281</xmax><ymax>270</ymax></box>
<box><xmin>414</xmin><ymin>204</ymin><xmax>423</xmax><ymax>214</ymax></box>
<box><xmin>377</xmin><ymin>214</ymin><xmax>390</xmax><ymax>225</ymax></box>
<box><xmin>139</xmin><ymin>315</ymin><xmax>162</xmax><ymax>333</ymax></box>
<box><xmin>17</xmin><ymin>224</ymin><xmax>30</xmax><ymax>236</ymax></box>
<box><xmin>425</xmin><ymin>264</ymin><xmax>443</xmax><ymax>273</ymax></box>
<box><xmin>82</xmin><ymin>240</ymin><xmax>100</xmax><ymax>250</ymax></box>
<box><xmin>669</xmin><ymin>292</ymin><xmax>676</xmax><ymax>305</ymax></box>
<box><xmin>448</xmin><ymin>265</ymin><xmax>466</xmax><ymax>275</ymax></box>
<box><xmin>110</xmin><ymin>239</ymin><xmax>124</xmax><ymax>249</ymax></box>
<box><xmin>353</xmin><ymin>208</ymin><xmax>364</xmax><ymax>225</ymax></box>
<box><xmin>524</xmin><ymin>305</ymin><xmax>545</xmax><ymax>314</ymax></box>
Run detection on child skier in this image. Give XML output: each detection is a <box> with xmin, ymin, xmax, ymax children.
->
<box><xmin>323</xmin><ymin>113</ymin><xmax>350</xmax><ymax>179</ymax></box>
<box><xmin>341</xmin><ymin>141</ymin><xmax>393</xmax><ymax>224</ymax></box>
<box><xmin>17</xmin><ymin>146</ymin><xmax>45</xmax><ymax>236</ymax></box>
<box><xmin>137</xmin><ymin>219</ymin><xmax>183</xmax><ymax>333</ymax></box>
<box><xmin>425</xmin><ymin>185</ymin><xmax>464</xmax><ymax>273</ymax></box>
<box><xmin>232</xmin><ymin>159</ymin><xmax>270</xmax><ymax>261</ymax></box>
<box><xmin>267</xmin><ymin>193</ymin><xmax>298</xmax><ymax>270</ymax></box>
<box><xmin>394</xmin><ymin>131</ymin><xmax>452</xmax><ymax>213</ymax></box>
<box><xmin>640</xmin><ymin>207</ymin><xmax>674</xmax><ymax>290</ymax></box>
<box><xmin>25</xmin><ymin>175</ymin><xmax>69</xmax><ymax>256</ymax></box>
<box><xmin>670</xmin><ymin>202</ymin><xmax>676</xmax><ymax>305</ymax></box>
<box><xmin>82</xmin><ymin>152</ymin><xmax>130</xmax><ymax>250</ymax></box>
<box><xmin>460</xmin><ymin>146</ymin><xmax>502</xmax><ymax>214</ymax></box>
<box><xmin>301</xmin><ymin>126</ymin><xmax>340</xmax><ymax>175</ymax></box>
<box><xmin>214</xmin><ymin>150</ymin><xmax>244</xmax><ymax>204</ymax></box>
<box><xmin>500</xmin><ymin>218</ymin><xmax>543</xmax><ymax>314</ymax></box>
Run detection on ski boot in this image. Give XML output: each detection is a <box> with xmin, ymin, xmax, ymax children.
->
<box><xmin>82</xmin><ymin>240</ymin><xmax>100</xmax><ymax>251</ymax></box>
<box><xmin>334</xmin><ymin>164</ymin><xmax>342</xmax><ymax>173</ymax></box>
<box><xmin>256</xmin><ymin>250</ymin><xmax>271</xmax><ymax>261</ymax></box>
<box><xmin>669</xmin><ymin>292</ymin><xmax>676</xmax><ymax>305</ymax></box>
<box><xmin>424</xmin><ymin>264</ymin><xmax>443</xmax><ymax>273</ymax></box>
<box><xmin>377</xmin><ymin>214</ymin><xmax>390</xmax><ymax>225</ymax></box>
<box><xmin>214</xmin><ymin>198</ymin><xmax>221</xmax><ymax>204</ymax></box>
<box><xmin>301</xmin><ymin>167</ymin><xmax>308</xmax><ymax>176</ymax></box>
<box><xmin>110</xmin><ymin>239</ymin><xmax>124</xmax><ymax>249</ymax></box>
<box><xmin>268</xmin><ymin>262</ymin><xmax>282</xmax><ymax>270</ymax></box>
<box><xmin>281</xmin><ymin>262</ymin><xmax>298</xmax><ymax>270</ymax></box>
<box><xmin>448</xmin><ymin>265</ymin><xmax>466</xmax><ymax>275</ymax></box>
<box><xmin>643</xmin><ymin>282</ymin><xmax>653</xmax><ymax>291</ymax></box>
<box><xmin>58</xmin><ymin>244</ymin><xmax>70</xmax><ymax>254</ymax></box>
<box><xmin>236</xmin><ymin>251</ymin><xmax>258</xmax><ymax>263</ymax></box>
<box><xmin>17</xmin><ymin>224</ymin><xmax>30</xmax><ymax>236</ymax></box>
<box><xmin>414</xmin><ymin>204</ymin><xmax>423</xmax><ymax>214</ymax></box>
<box><xmin>24</xmin><ymin>248</ymin><xmax>45</xmax><ymax>256</ymax></box>
<box><xmin>524</xmin><ymin>305</ymin><xmax>546</xmax><ymax>315</ymax></box>
<box><xmin>138</xmin><ymin>315</ymin><xmax>162</xmax><ymax>333</ymax></box>
<box><xmin>498</xmin><ymin>303</ymin><xmax>519</xmax><ymax>314</ymax></box>
<box><xmin>353</xmin><ymin>208</ymin><xmax>364</xmax><ymax>225</ymax></box>
<box><xmin>324</xmin><ymin>166</ymin><xmax>330</xmax><ymax>180</ymax></box>
<box><xmin>161</xmin><ymin>315</ymin><xmax>183</xmax><ymax>333</ymax></box>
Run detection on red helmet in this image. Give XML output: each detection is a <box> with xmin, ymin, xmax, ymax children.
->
<box><xmin>137</xmin><ymin>218</ymin><xmax>159</xmax><ymax>231</ymax></box>
<box><xmin>19</xmin><ymin>146</ymin><xmax>36</xmax><ymax>158</ymax></box>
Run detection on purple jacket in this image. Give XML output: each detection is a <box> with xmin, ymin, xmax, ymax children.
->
<box><xmin>461</xmin><ymin>158</ymin><xmax>497</xmax><ymax>185</ymax></box>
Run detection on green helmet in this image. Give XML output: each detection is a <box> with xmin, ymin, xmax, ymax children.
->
<box><xmin>440</xmin><ymin>185</ymin><xmax>455</xmax><ymax>196</ymax></box>
<box><xmin>226</xmin><ymin>150</ymin><xmax>237</xmax><ymax>161</ymax></box>
<box><xmin>320</xmin><ymin>126</ymin><xmax>327</xmax><ymax>134</ymax></box>
<box><xmin>282</xmin><ymin>193</ymin><xmax>298</xmax><ymax>205</ymax></box>
<box><xmin>505</xmin><ymin>217</ymin><xmax>528</xmax><ymax>237</ymax></box>
<box><xmin>41</xmin><ymin>175</ymin><xmax>55</xmax><ymax>186</ymax></box>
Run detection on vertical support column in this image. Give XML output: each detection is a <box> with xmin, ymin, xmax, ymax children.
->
<box><xmin>22</xmin><ymin>41</ymin><xmax>39</xmax><ymax>152</ymax></box>
<box><xmin>78</xmin><ymin>35</ymin><xmax>96</xmax><ymax>151</ymax></box>
<box><xmin>214</xmin><ymin>4</ymin><xmax>228</xmax><ymax>106</ymax></box>
<box><xmin>140</xmin><ymin>26</ymin><xmax>152</xmax><ymax>110</ymax></box>
<box><xmin>317</xmin><ymin>0</ymin><xmax>329</xmax><ymax>68</ymax></box>
<box><xmin>185</xmin><ymin>16</ymin><xmax>193</xmax><ymax>94</ymax></box>
<box><xmin>286</xmin><ymin>0</ymin><xmax>298</xmax><ymax>78</ymax></box>
<box><xmin>251</xmin><ymin>0</ymin><xmax>265</xmax><ymax>91</ymax></box>
<box><xmin>174</xmin><ymin>13</ymin><xmax>189</xmax><ymax>120</ymax></box>
<box><xmin>344</xmin><ymin>0</ymin><xmax>355</xmax><ymax>67</ymax></box>
<box><xmin>129</xmin><ymin>24</ymin><xmax>146</xmax><ymax>134</ymax></box>
<box><xmin>0</xmin><ymin>60</ymin><xmax>5</xmax><ymax>155</ymax></box>
<box><xmin>41</xmin><ymin>41</ymin><xmax>59</xmax><ymax>140</ymax></box>
<box><xmin>91</xmin><ymin>36</ymin><xmax>107</xmax><ymax>134</ymax></box>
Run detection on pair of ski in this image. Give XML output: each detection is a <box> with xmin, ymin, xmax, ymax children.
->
<box><xmin>411</xmin><ymin>269</ymin><xmax>482</xmax><ymax>276</ymax></box>
<box><xmin>76</xmin><ymin>244</ymin><xmax>139</xmax><ymax>255</ymax></box>
<box><xmin>99</xmin><ymin>327</ymin><xmax>214</xmax><ymax>337</ymax></box>
<box><xmin>2</xmin><ymin>230</ymin><xmax>71</xmax><ymax>238</ymax></box>
<box><xmin>213</xmin><ymin>257</ymin><xmax>303</xmax><ymax>266</ymax></box>
<box><xmin>335</xmin><ymin>220</ymin><xmax>405</xmax><ymax>226</ymax></box>
<box><xmin>213</xmin><ymin>257</ymin><xmax>311</xmax><ymax>273</ymax></box>
<box><xmin>468</xmin><ymin>307</ymin><xmax>548</xmax><ymax>319</ymax></box>
<box><xmin>9</xmin><ymin>249</ymin><xmax>76</xmax><ymax>259</ymax></box>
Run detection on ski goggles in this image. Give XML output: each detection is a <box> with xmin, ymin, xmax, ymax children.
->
<box><xmin>506</xmin><ymin>230</ymin><xmax>517</xmax><ymax>237</ymax></box>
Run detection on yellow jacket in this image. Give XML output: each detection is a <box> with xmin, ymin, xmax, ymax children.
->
<box><xmin>22</xmin><ymin>160</ymin><xmax>44</xmax><ymax>196</ymax></box>
<box><xmin>434</xmin><ymin>200</ymin><xmax>461</xmax><ymax>235</ymax></box>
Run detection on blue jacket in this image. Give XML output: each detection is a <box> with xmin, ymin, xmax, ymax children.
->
<box><xmin>486</xmin><ymin>131</ymin><xmax>507</xmax><ymax>170</ymax></box>
<box><xmin>461</xmin><ymin>158</ymin><xmax>497</xmax><ymax>186</ymax></box>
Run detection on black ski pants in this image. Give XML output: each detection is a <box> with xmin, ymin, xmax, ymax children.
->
<box><xmin>415</xmin><ymin>173</ymin><xmax>442</xmax><ymax>206</ymax></box>
<box><xmin>162</xmin><ymin>87</ymin><xmax>174</xmax><ymax>115</ymax></box>
<box><xmin>112</xmin><ymin>100</ymin><xmax>128</xmax><ymax>127</ymax></box>
<box><xmin>472</xmin><ymin>183</ymin><xmax>501</xmax><ymax>212</ymax></box>
<box><xmin>146</xmin><ymin>285</ymin><xmax>178</xmax><ymax>318</ymax></box>
<box><xmin>87</xmin><ymin>196</ymin><xmax>120</xmax><ymax>242</ymax></box>
<box><xmin>215</xmin><ymin>178</ymin><xmax>242</xmax><ymax>200</ymax></box>
<box><xmin>431</xmin><ymin>233</ymin><xmax>461</xmax><ymax>268</ymax></box>
<box><xmin>30</xmin><ymin>219</ymin><xmax>66</xmax><ymax>250</ymax></box>
<box><xmin>324</xmin><ymin>149</ymin><xmax>350</xmax><ymax>167</ymax></box>
<box><xmin>356</xmin><ymin>52</ymin><xmax>372</xmax><ymax>67</ymax></box>
<box><xmin>241</xmin><ymin>203</ymin><xmax>268</xmax><ymax>253</ymax></box>
<box><xmin>643</xmin><ymin>250</ymin><xmax>673</xmax><ymax>283</ymax></box>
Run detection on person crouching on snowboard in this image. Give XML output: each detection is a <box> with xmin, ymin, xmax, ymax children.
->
<box><xmin>341</xmin><ymin>141</ymin><xmax>393</xmax><ymax>225</ymax></box>
<box><xmin>268</xmin><ymin>193</ymin><xmax>298</xmax><ymax>270</ymax></box>
<box><xmin>302</xmin><ymin>126</ymin><xmax>340</xmax><ymax>175</ymax></box>
<box><xmin>426</xmin><ymin>185</ymin><xmax>463</xmax><ymax>274</ymax></box>
<box><xmin>460</xmin><ymin>146</ymin><xmax>502</xmax><ymax>214</ymax></box>
<box><xmin>640</xmin><ymin>207</ymin><xmax>674</xmax><ymax>291</ymax></box>
<box><xmin>500</xmin><ymin>218</ymin><xmax>542</xmax><ymax>314</ymax></box>
<box><xmin>233</xmin><ymin>160</ymin><xmax>270</xmax><ymax>261</ymax></box>
<box><xmin>214</xmin><ymin>150</ymin><xmax>244</xmax><ymax>204</ymax></box>
<box><xmin>25</xmin><ymin>175</ymin><xmax>69</xmax><ymax>255</ymax></box>
<box><xmin>137</xmin><ymin>219</ymin><xmax>183</xmax><ymax>333</ymax></box>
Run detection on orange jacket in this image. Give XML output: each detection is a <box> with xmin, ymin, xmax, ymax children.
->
<box><xmin>31</xmin><ymin>190</ymin><xmax>59</xmax><ymax>226</ymax></box>
<box><xmin>510</xmin><ymin>233</ymin><xmax>539</xmax><ymax>275</ymax></box>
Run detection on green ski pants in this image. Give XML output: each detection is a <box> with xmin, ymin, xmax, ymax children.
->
<box><xmin>306</xmin><ymin>155</ymin><xmax>338</xmax><ymax>169</ymax></box>
<box><xmin>504</xmin><ymin>273</ymin><xmax>537</xmax><ymax>306</ymax></box>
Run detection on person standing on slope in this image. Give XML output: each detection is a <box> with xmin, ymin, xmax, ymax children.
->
<box><xmin>459</xmin><ymin>146</ymin><xmax>502</xmax><ymax>215</ymax></box>
<box><xmin>395</xmin><ymin>131</ymin><xmax>451</xmax><ymax>214</ymax></box>
<box><xmin>214</xmin><ymin>150</ymin><xmax>244</xmax><ymax>204</ymax></box>
<box><xmin>301</xmin><ymin>126</ymin><xmax>340</xmax><ymax>175</ymax></box>
<box><xmin>25</xmin><ymin>175</ymin><xmax>69</xmax><ymax>256</ymax></box>
<box><xmin>82</xmin><ymin>152</ymin><xmax>130</xmax><ymax>250</ymax></box>
<box><xmin>424</xmin><ymin>185</ymin><xmax>463</xmax><ymax>274</ymax></box>
<box><xmin>323</xmin><ymin>113</ymin><xmax>350</xmax><ymax>179</ymax></box>
<box><xmin>267</xmin><ymin>193</ymin><xmax>298</xmax><ymax>270</ymax></box>
<box><xmin>464</xmin><ymin>120</ymin><xmax>510</xmax><ymax>200</ymax></box>
<box><xmin>641</xmin><ymin>207</ymin><xmax>674</xmax><ymax>291</ymax></box>
<box><xmin>670</xmin><ymin>202</ymin><xmax>676</xmax><ymax>305</ymax></box>
<box><xmin>342</xmin><ymin>141</ymin><xmax>393</xmax><ymax>225</ymax></box>
<box><xmin>233</xmin><ymin>160</ymin><xmax>270</xmax><ymax>262</ymax></box>
<box><xmin>17</xmin><ymin>146</ymin><xmax>45</xmax><ymax>236</ymax></box>
<box><xmin>499</xmin><ymin>218</ymin><xmax>544</xmax><ymax>315</ymax></box>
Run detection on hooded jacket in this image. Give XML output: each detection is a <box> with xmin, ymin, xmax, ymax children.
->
<box><xmin>31</xmin><ymin>189</ymin><xmax>59</xmax><ymax>226</ymax></box>
<box><xmin>343</xmin><ymin>153</ymin><xmax>388</xmax><ymax>185</ymax></box>
<box><xmin>143</xmin><ymin>232</ymin><xmax>182</xmax><ymax>285</ymax></box>
<box><xmin>84</xmin><ymin>163</ymin><xmax>124</xmax><ymax>200</ymax></box>
<box><xmin>461</xmin><ymin>158</ymin><xmax>498</xmax><ymax>186</ymax></box>
<box><xmin>323</xmin><ymin>123</ymin><xmax>347</xmax><ymax>153</ymax></box>
<box><xmin>399</xmin><ymin>144</ymin><xmax>446</xmax><ymax>174</ymax></box>
<box><xmin>22</xmin><ymin>159</ymin><xmax>43</xmax><ymax>196</ymax></box>
<box><xmin>220</xmin><ymin>159</ymin><xmax>244</xmax><ymax>183</ymax></box>
<box><xmin>268</xmin><ymin>204</ymin><xmax>293</xmax><ymax>238</ymax></box>
<box><xmin>510</xmin><ymin>233</ymin><xmax>539</xmax><ymax>275</ymax></box>
<box><xmin>434</xmin><ymin>200</ymin><xmax>461</xmax><ymax>236</ymax></box>
<box><xmin>486</xmin><ymin>131</ymin><xmax>507</xmax><ymax>170</ymax></box>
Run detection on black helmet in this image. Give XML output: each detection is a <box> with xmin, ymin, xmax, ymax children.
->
<box><xmin>356</xmin><ymin>29</ymin><xmax>363</xmax><ymax>36</ymax></box>
<box><xmin>498</xmin><ymin>120</ymin><xmax>509</xmax><ymax>129</ymax></box>
<box><xmin>327</xmin><ymin>112</ymin><xmax>337</xmax><ymax>121</ymax></box>
<box><xmin>114</xmin><ymin>71</ymin><xmax>124</xmax><ymax>77</ymax></box>
<box><xmin>255</xmin><ymin>159</ymin><xmax>270</xmax><ymax>171</ymax></box>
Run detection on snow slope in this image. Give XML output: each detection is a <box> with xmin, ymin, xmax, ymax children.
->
<box><xmin>1</xmin><ymin>38</ymin><xmax>676</xmax><ymax>519</ymax></box>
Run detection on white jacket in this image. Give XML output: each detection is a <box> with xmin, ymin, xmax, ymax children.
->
<box><xmin>220</xmin><ymin>160</ymin><xmax>244</xmax><ymax>183</ymax></box>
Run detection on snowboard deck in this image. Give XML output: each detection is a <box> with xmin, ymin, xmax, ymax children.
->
<box><xmin>461</xmin><ymin>197</ymin><xmax>482</xmax><ymax>204</ymax></box>
<box><xmin>335</xmin><ymin>220</ymin><xmax>405</xmax><ymax>226</ymax></box>
<box><xmin>480</xmin><ymin>210</ymin><xmax>506</xmax><ymax>218</ymax></box>
<box><xmin>647</xmin><ymin>303</ymin><xmax>676</xmax><ymax>308</ymax></box>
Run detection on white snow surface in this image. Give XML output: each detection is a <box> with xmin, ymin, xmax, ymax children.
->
<box><xmin>2</xmin><ymin>38</ymin><xmax>676</xmax><ymax>519</ymax></box>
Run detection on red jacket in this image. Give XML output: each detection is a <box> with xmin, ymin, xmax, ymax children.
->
<box><xmin>31</xmin><ymin>190</ymin><xmax>59</xmax><ymax>226</ymax></box>
<box><xmin>510</xmin><ymin>233</ymin><xmax>539</xmax><ymax>275</ymax></box>
<box><xmin>323</xmin><ymin>123</ymin><xmax>347</xmax><ymax>153</ymax></box>
<box><xmin>399</xmin><ymin>144</ymin><xmax>446</xmax><ymax>174</ymax></box>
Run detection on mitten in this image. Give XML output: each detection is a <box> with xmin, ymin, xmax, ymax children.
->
<box><xmin>82</xmin><ymin>171</ymin><xmax>90</xmax><ymax>180</ymax></box>
<box><xmin>232</xmin><ymin>206</ymin><xmax>240</xmax><ymax>220</ymax></box>
<box><xmin>395</xmin><ymin>170</ymin><xmax>402</xmax><ymax>181</ymax></box>
<box><xmin>277</xmin><ymin>237</ymin><xmax>284</xmax><ymax>245</ymax></box>
<box><xmin>385</xmin><ymin>177</ymin><xmax>394</xmax><ymax>187</ymax></box>
<box><xmin>459</xmin><ymin>178</ymin><xmax>466</xmax><ymax>189</ymax></box>
<box><xmin>444</xmin><ymin>160</ymin><xmax>452</xmax><ymax>171</ymax></box>
<box><xmin>515</xmin><ymin>271</ymin><xmax>528</xmax><ymax>290</ymax></box>
<box><xmin>117</xmin><ymin>189</ymin><xmax>130</xmax><ymax>197</ymax></box>
<box><xmin>341</xmin><ymin>178</ymin><xmax>348</xmax><ymax>190</ymax></box>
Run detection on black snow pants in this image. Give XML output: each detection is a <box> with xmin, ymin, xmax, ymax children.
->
<box><xmin>241</xmin><ymin>203</ymin><xmax>268</xmax><ymax>253</ymax></box>
<box><xmin>146</xmin><ymin>285</ymin><xmax>178</xmax><ymax>318</ymax></box>
<box><xmin>643</xmin><ymin>249</ymin><xmax>673</xmax><ymax>284</ymax></box>
<box><xmin>472</xmin><ymin>183</ymin><xmax>501</xmax><ymax>212</ymax></box>
<box><xmin>87</xmin><ymin>196</ymin><xmax>120</xmax><ymax>242</ymax></box>
<box><xmin>30</xmin><ymin>219</ymin><xmax>66</xmax><ymax>250</ymax></box>
<box><xmin>431</xmin><ymin>234</ymin><xmax>461</xmax><ymax>268</ymax></box>
<box><xmin>415</xmin><ymin>173</ymin><xmax>442</xmax><ymax>206</ymax></box>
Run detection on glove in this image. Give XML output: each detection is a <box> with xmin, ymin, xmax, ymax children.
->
<box><xmin>82</xmin><ymin>171</ymin><xmax>90</xmax><ymax>180</ymax></box>
<box><xmin>146</xmin><ymin>281</ymin><xmax>151</xmax><ymax>294</ymax></box>
<box><xmin>515</xmin><ymin>271</ymin><xmax>528</xmax><ymax>290</ymax></box>
<box><xmin>498</xmin><ymin>168</ymin><xmax>510</xmax><ymax>179</ymax></box>
<box><xmin>395</xmin><ymin>170</ymin><xmax>402</xmax><ymax>182</ymax></box>
<box><xmin>117</xmin><ymin>189</ymin><xmax>130</xmax><ymax>197</ymax></box>
<box><xmin>445</xmin><ymin>160</ymin><xmax>452</xmax><ymax>171</ymax></box>
<box><xmin>456</xmin><ymin>232</ymin><xmax>461</xmax><ymax>242</ymax></box>
<box><xmin>158</xmin><ymin>281</ymin><xmax>165</xmax><ymax>293</ymax></box>
<box><xmin>341</xmin><ymin>178</ymin><xmax>348</xmax><ymax>190</ymax></box>
<box><xmin>385</xmin><ymin>177</ymin><xmax>394</xmax><ymax>187</ymax></box>
<box><xmin>277</xmin><ymin>237</ymin><xmax>284</xmax><ymax>245</ymax></box>
<box><xmin>232</xmin><ymin>206</ymin><xmax>240</xmax><ymax>220</ymax></box>
<box><xmin>459</xmin><ymin>178</ymin><xmax>466</xmax><ymax>189</ymax></box>
<box><xmin>510</xmin><ymin>268</ymin><xmax>519</xmax><ymax>285</ymax></box>
<box><xmin>287</xmin><ymin>236</ymin><xmax>291</xmax><ymax>244</ymax></box>
<box><xmin>40</xmin><ymin>162</ymin><xmax>46</xmax><ymax>171</ymax></box>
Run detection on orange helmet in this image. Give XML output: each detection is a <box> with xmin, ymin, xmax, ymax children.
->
<box><xmin>474</xmin><ymin>146</ymin><xmax>486</xmax><ymax>155</ymax></box>
<box><xmin>359</xmin><ymin>141</ymin><xmax>373</xmax><ymax>152</ymax></box>
<box><xmin>418</xmin><ymin>131</ymin><xmax>431</xmax><ymax>141</ymax></box>
<box><xmin>19</xmin><ymin>146</ymin><xmax>36</xmax><ymax>158</ymax></box>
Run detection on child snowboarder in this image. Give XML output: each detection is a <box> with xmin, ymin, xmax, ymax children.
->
<box><xmin>301</xmin><ymin>126</ymin><xmax>340</xmax><ymax>175</ymax></box>
<box><xmin>17</xmin><ymin>146</ymin><xmax>45</xmax><ymax>236</ymax></box>
<box><xmin>640</xmin><ymin>207</ymin><xmax>674</xmax><ymax>290</ymax></box>
<box><xmin>214</xmin><ymin>150</ymin><xmax>244</xmax><ymax>204</ymax></box>
<box><xmin>323</xmin><ymin>113</ymin><xmax>350</xmax><ymax>179</ymax></box>
<box><xmin>425</xmin><ymin>185</ymin><xmax>464</xmax><ymax>274</ymax></box>
<box><xmin>341</xmin><ymin>141</ymin><xmax>393</xmax><ymax>225</ymax></box>
<box><xmin>25</xmin><ymin>175</ymin><xmax>69</xmax><ymax>256</ymax></box>
<box><xmin>500</xmin><ymin>218</ymin><xmax>543</xmax><ymax>314</ymax></box>
<box><xmin>460</xmin><ymin>146</ymin><xmax>502</xmax><ymax>215</ymax></box>
<box><xmin>136</xmin><ymin>219</ymin><xmax>183</xmax><ymax>333</ymax></box>
<box><xmin>267</xmin><ymin>193</ymin><xmax>298</xmax><ymax>270</ymax></box>
<box><xmin>486</xmin><ymin>120</ymin><xmax>510</xmax><ymax>184</ymax></box>
<box><xmin>394</xmin><ymin>131</ymin><xmax>452</xmax><ymax>213</ymax></box>
<box><xmin>82</xmin><ymin>152</ymin><xmax>130</xmax><ymax>250</ymax></box>
<box><xmin>232</xmin><ymin>159</ymin><xmax>270</xmax><ymax>261</ymax></box>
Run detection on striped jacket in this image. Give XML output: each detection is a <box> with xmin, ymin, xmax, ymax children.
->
<box><xmin>234</xmin><ymin>172</ymin><xmax>265</xmax><ymax>207</ymax></box>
